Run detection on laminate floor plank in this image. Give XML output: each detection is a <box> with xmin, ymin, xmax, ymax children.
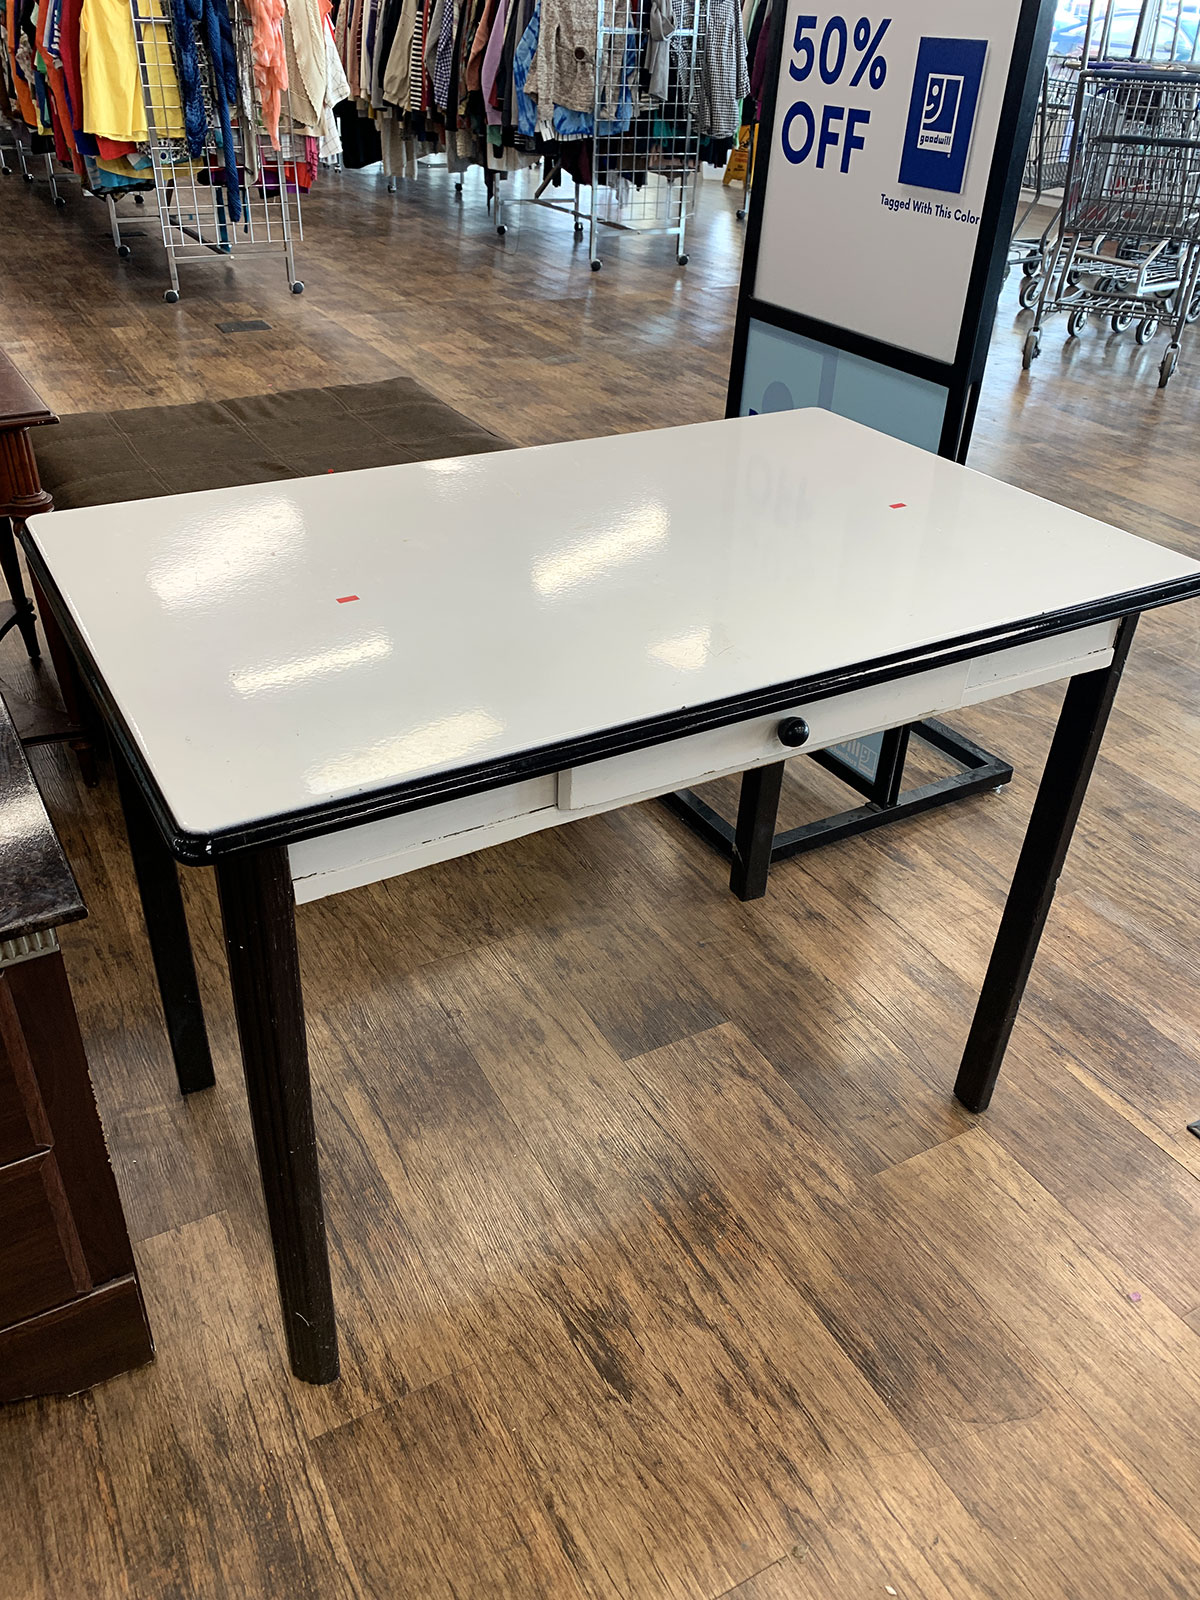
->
<box><xmin>0</xmin><ymin>1392</ymin><xmax>129</xmax><ymax>1600</ymax></box>
<box><xmin>877</xmin><ymin>1128</ymin><xmax>1200</xmax><ymax>1534</ymax></box>
<box><xmin>980</xmin><ymin>1023</ymin><xmax>1200</xmax><ymax>1317</ymax></box>
<box><xmin>925</xmin><ymin>1407</ymin><xmax>1200</xmax><ymax>1600</ymax></box>
<box><xmin>313</xmin><ymin>1364</ymin><xmax>590</xmax><ymax>1600</ymax></box>
<box><xmin>722</xmin><ymin>1448</ymin><xmax>1032</xmax><ymax>1600</ymax></box>
<box><xmin>89</xmin><ymin>1212</ymin><xmax>366</xmax><ymax>1600</ymax></box>
<box><xmin>619</xmin><ymin>1026</ymin><xmax>1058</xmax><ymax>1452</ymax></box>
<box><xmin>548</xmin><ymin>818</ymin><xmax>974</xmax><ymax>1180</ymax></box>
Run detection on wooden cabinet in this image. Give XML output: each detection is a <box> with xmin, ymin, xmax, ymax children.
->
<box><xmin>0</xmin><ymin>700</ymin><xmax>152</xmax><ymax>1402</ymax></box>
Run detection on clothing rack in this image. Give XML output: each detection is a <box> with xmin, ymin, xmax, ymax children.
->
<box><xmin>492</xmin><ymin>0</ymin><xmax>707</xmax><ymax>268</ymax></box>
<box><xmin>334</xmin><ymin>0</ymin><xmax>748</xmax><ymax>268</ymax></box>
<box><xmin>1</xmin><ymin>0</ymin><xmax>349</xmax><ymax>295</ymax></box>
<box><xmin>0</xmin><ymin>113</ymin><xmax>58</xmax><ymax>196</ymax></box>
<box><xmin>130</xmin><ymin>0</ymin><xmax>308</xmax><ymax>299</ymax></box>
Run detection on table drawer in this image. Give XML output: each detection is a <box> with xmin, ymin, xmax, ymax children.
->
<box><xmin>558</xmin><ymin>660</ymin><xmax>970</xmax><ymax>811</ymax></box>
<box><xmin>290</xmin><ymin>776</ymin><xmax>557</xmax><ymax>903</ymax></box>
<box><xmin>557</xmin><ymin>622</ymin><xmax>1117</xmax><ymax>812</ymax></box>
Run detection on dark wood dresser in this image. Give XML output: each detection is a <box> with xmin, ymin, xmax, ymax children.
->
<box><xmin>0</xmin><ymin>698</ymin><xmax>152</xmax><ymax>1401</ymax></box>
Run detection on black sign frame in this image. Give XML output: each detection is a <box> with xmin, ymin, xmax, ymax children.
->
<box><xmin>727</xmin><ymin>0</ymin><xmax>1058</xmax><ymax>462</ymax></box>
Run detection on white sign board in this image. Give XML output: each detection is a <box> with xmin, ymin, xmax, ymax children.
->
<box><xmin>754</xmin><ymin>0</ymin><xmax>1025</xmax><ymax>363</ymax></box>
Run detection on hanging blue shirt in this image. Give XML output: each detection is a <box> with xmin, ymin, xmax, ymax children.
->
<box><xmin>515</xmin><ymin>4</ymin><xmax>637</xmax><ymax>141</ymax></box>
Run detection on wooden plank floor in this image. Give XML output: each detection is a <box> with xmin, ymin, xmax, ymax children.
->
<box><xmin>3</xmin><ymin>163</ymin><xmax>1200</xmax><ymax>1600</ymax></box>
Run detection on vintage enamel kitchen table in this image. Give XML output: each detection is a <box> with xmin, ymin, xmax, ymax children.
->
<box><xmin>24</xmin><ymin>410</ymin><xmax>1200</xmax><ymax>1385</ymax></box>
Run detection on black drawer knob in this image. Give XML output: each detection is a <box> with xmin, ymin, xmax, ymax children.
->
<box><xmin>778</xmin><ymin>717</ymin><xmax>811</xmax><ymax>748</ymax></box>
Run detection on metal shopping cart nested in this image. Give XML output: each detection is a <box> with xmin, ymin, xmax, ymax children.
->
<box><xmin>1023</xmin><ymin>63</ymin><xmax>1200</xmax><ymax>388</ymax></box>
<box><xmin>1011</xmin><ymin>54</ymin><xmax>1083</xmax><ymax>298</ymax></box>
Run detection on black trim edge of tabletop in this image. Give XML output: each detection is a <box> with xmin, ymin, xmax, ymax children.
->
<box><xmin>20</xmin><ymin>529</ymin><xmax>1200</xmax><ymax>866</ymax></box>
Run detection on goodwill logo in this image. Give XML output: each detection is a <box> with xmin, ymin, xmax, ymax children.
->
<box><xmin>899</xmin><ymin>37</ymin><xmax>988</xmax><ymax>194</ymax></box>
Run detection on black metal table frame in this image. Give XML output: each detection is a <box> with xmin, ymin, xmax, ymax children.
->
<box><xmin>663</xmin><ymin>718</ymin><xmax>1015</xmax><ymax>903</ymax></box>
<box><xmin>26</xmin><ymin>527</ymin><xmax>1199</xmax><ymax>1387</ymax></box>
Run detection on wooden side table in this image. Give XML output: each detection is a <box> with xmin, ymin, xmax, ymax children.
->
<box><xmin>0</xmin><ymin>694</ymin><xmax>153</xmax><ymax>1401</ymax></box>
<box><xmin>0</xmin><ymin>351</ymin><xmax>96</xmax><ymax>780</ymax></box>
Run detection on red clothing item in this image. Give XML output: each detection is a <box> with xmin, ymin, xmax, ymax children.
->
<box><xmin>57</xmin><ymin>0</ymin><xmax>85</xmax><ymax>130</ymax></box>
<box><xmin>35</xmin><ymin>0</ymin><xmax>83</xmax><ymax>171</ymax></box>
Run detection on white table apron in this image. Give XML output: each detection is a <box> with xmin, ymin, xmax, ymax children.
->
<box><xmin>289</xmin><ymin>621</ymin><xmax>1118</xmax><ymax>903</ymax></box>
<box><xmin>23</xmin><ymin>410</ymin><xmax>1200</xmax><ymax>1386</ymax></box>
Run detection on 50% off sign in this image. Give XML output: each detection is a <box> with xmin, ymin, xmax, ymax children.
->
<box><xmin>780</xmin><ymin>14</ymin><xmax>891</xmax><ymax>174</ymax></box>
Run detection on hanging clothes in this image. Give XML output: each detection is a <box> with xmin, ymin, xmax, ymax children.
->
<box><xmin>247</xmin><ymin>0</ymin><xmax>288</xmax><ymax>140</ymax></box>
<box><xmin>285</xmin><ymin>0</ymin><xmax>348</xmax><ymax>148</ymax></box>
<box><xmin>644</xmin><ymin>0</ymin><xmax>670</xmax><ymax>101</ymax></box>
<box><xmin>78</xmin><ymin>0</ymin><xmax>157</xmax><ymax>139</ymax></box>
<box><xmin>330</xmin><ymin>0</ymin><xmax>746</xmax><ymax>225</ymax></box>
<box><xmin>529</xmin><ymin>0</ymin><xmax>598</xmax><ymax>115</ymax></box>
<box><xmin>2</xmin><ymin>0</ymin><xmax>336</xmax><ymax>233</ymax></box>
<box><xmin>697</xmin><ymin>0</ymin><xmax>747</xmax><ymax>138</ymax></box>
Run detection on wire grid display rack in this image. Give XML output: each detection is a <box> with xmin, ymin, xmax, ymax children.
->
<box><xmin>130</xmin><ymin>0</ymin><xmax>305</xmax><ymax>300</ymax></box>
<box><xmin>1024</xmin><ymin>65</ymin><xmax>1200</xmax><ymax>387</ymax></box>
<box><xmin>494</xmin><ymin>0</ymin><xmax>707</xmax><ymax>269</ymax></box>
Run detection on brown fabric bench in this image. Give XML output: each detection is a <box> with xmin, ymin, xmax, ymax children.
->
<box><xmin>33</xmin><ymin>376</ymin><xmax>509</xmax><ymax>510</ymax></box>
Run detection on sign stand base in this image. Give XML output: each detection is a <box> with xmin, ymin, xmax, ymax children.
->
<box><xmin>661</xmin><ymin>720</ymin><xmax>1014</xmax><ymax>901</ymax></box>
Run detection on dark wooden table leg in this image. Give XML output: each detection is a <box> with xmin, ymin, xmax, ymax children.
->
<box><xmin>955</xmin><ymin>617</ymin><xmax>1138</xmax><ymax>1113</ymax></box>
<box><xmin>215</xmin><ymin>846</ymin><xmax>339</xmax><ymax>1385</ymax></box>
<box><xmin>0</xmin><ymin>372</ymin><xmax>98</xmax><ymax>781</ymax></box>
<box><xmin>730</xmin><ymin>761</ymin><xmax>786</xmax><ymax>902</ymax></box>
<box><xmin>114</xmin><ymin>757</ymin><xmax>215</xmax><ymax>1095</ymax></box>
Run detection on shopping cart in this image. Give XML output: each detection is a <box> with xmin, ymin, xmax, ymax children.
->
<box><xmin>1011</xmin><ymin>55</ymin><xmax>1083</xmax><ymax>304</ymax></box>
<box><xmin>1023</xmin><ymin>64</ymin><xmax>1200</xmax><ymax>387</ymax></box>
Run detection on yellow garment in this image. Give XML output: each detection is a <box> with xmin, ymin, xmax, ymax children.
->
<box><xmin>96</xmin><ymin>153</ymin><xmax>150</xmax><ymax>176</ymax></box>
<box><xmin>79</xmin><ymin>0</ymin><xmax>183</xmax><ymax>140</ymax></box>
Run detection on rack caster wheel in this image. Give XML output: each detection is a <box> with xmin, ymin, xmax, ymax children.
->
<box><xmin>1022</xmin><ymin>330</ymin><xmax>1040</xmax><ymax>368</ymax></box>
<box><xmin>291</xmin><ymin>281</ymin><xmax>304</xmax><ymax>294</ymax></box>
<box><xmin>736</xmin><ymin>208</ymin><xmax>745</xmax><ymax>220</ymax></box>
<box><xmin>1018</xmin><ymin>274</ymin><xmax>1041</xmax><ymax>310</ymax></box>
<box><xmin>23</xmin><ymin>172</ymin><xmax>33</xmax><ymax>183</ymax></box>
<box><xmin>1159</xmin><ymin>346</ymin><xmax>1179</xmax><ymax>387</ymax></box>
<box><xmin>677</xmin><ymin>253</ymin><xmax>689</xmax><ymax>265</ymax></box>
<box><xmin>496</xmin><ymin>223</ymin><xmax>507</xmax><ymax>235</ymax></box>
<box><xmin>574</xmin><ymin>222</ymin><xmax>584</xmax><ymax>236</ymax></box>
<box><xmin>134</xmin><ymin>193</ymin><xmax>145</xmax><ymax>204</ymax></box>
<box><xmin>163</xmin><ymin>288</ymin><xmax>180</xmax><ymax>303</ymax></box>
<box><xmin>54</xmin><ymin>195</ymin><xmax>66</xmax><ymax>208</ymax></box>
<box><xmin>1136</xmin><ymin>316</ymin><xmax>1159</xmax><ymax>345</ymax></box>
<box><xmin>590</xmin><ymin>258</ymin><xmax>602</xmax><ymax>271</ymax></box>
<box><xmin>117</xmin><ymin>244</ymin><xmax>131</xmax><ymax>259</ymax></box>
<box><xmin>1066</xmin><ymin>307</ymin><xmax>1088</xmax><ymax>339</ymax></box>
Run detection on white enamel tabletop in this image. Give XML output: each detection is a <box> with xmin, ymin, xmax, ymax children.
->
<box><xmin>28</xmin><ymin>410</ymin><xmax>1200</xmax><ymax>837</ymax></box>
